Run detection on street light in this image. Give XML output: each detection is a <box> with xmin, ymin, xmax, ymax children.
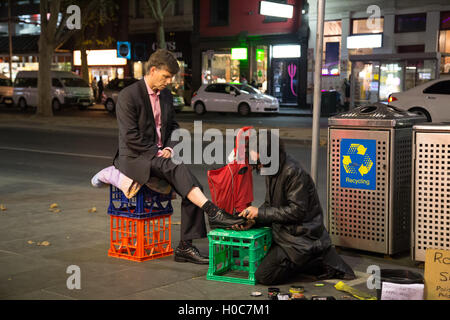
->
<box><xmin>311</xmin><ymin>0</ymin><xmax>326</xmax><ymax>185</ymax></box>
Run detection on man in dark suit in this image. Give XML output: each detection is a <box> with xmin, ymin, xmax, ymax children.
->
<box><xmin>113</xmin><ymin>49</ymin><xmax>248</xmax><ymax>265</ymax></box>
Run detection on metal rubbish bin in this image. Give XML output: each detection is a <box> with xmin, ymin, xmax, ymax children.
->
<box><xmin>327</xmin><ymin>103</ymin><xmax>426</xmax><ymax>254</ymax></box>
<box><xmin>412</xmin><ymin>123</ymin><xmax>450</xmax><ymax>262</ymax></box>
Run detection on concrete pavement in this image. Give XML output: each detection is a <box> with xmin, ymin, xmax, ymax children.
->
<box><xmin>0</xmin><ymin>109</ymin><xmax>423</xmax><ymax>301</ymax></box>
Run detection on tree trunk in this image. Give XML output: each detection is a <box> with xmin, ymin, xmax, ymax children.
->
<box><xmin>37</xmin><ymin>35</ymin><xmax>54</xmax><ymax>117</ymax></box>
<box><xmin>81</xmin><ymin>44</ymin><xmax>89</xmax><ymax>84</ymax></box>
<box><xmin>156</xmin><ymin>21</ymin><xmax>166</xmax><ymax>49</ymax></box>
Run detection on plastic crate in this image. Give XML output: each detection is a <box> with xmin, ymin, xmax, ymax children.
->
<box><xmin>207</xmin><ymin>227</ymin><xmax>272</xmax><ymax>285</ymax></box>
<box><xmin>108</xmin><ymin>214</ymin><xmax>173</xmax><ymax>262</ymax></box>
<box><xmin>108</xmin><ymin>185</ymin><xmax>173</xmax><ymax>219</ymax></box>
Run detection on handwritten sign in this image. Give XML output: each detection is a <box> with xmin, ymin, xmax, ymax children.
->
<box><xmin>424</xmin><ymin>249</ymin><xmax>450</xmax><ymax>300</ymax></box>
<box><xmin>381</xmin><ymin>282</ymin><xmax>424</xmax><ymax>300</ymax></box>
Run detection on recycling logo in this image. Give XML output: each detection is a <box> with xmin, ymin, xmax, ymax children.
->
<box><xmin>340</xmin><ymin>139</ymin><xmax>376</xmax><ymax>190</ymax></box>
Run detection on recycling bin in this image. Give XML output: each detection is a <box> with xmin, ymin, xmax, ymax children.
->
<box><xmin>412</xmin><ymin>123</ymin><xmax>450</xmax><ymax>261</ymax></box>
<box><xmin>326</xmin><ymin>103</ymin><xmax>426</xmax><ymax>254</ymax></box>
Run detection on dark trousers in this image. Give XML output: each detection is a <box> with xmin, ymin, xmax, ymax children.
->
<box><xmin>255</xmin><ymin>244</ymin><xmax>326</xmax><ymax>285</ymax></box>
<box><xmin>148</xmin><ymin>156</ymin><xmax>207</xmax><ymax>242</ymax></box>
<box><xmin>255</xmin><ymin>244</ymin><xmax>302</xmax><ymax>285</ymax></box>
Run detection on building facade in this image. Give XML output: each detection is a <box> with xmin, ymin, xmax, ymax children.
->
<box><xmin>192</xmin><ymin>0</ymin><xmax>309</xmax><ymax>107</ymax></box>
<box><xmin>307</xmin><ymin>0</ymin><xmax>450</xmax><ymax>107</ymax></box>
<box><xmin>0</xmin><ymin>0</ymin><xmax>72</xmax><ymax>80</ymax></box>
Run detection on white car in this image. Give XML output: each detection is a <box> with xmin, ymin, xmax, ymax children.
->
<box><xmin>13</xmin><ymin>70</ymin><xmax>95</xmax><ymax>112</ymax></box>
<box><xmin>388</xmin><ymin>76</ymin><xmax>450</xmax><ymax>122</ymax></box>
<box><xmin>191</xmin><ymin>83</ymin><xmax>279</xmax><ymax>116</ymax></box>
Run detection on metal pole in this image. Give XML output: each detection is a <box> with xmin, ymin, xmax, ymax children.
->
<box><xmin>7</xmin><ymin>0</ymin><xmax>13</xmax><ymax>80</ymax></box>
<box><xmin>310</xmin><ymin>0</ymin><xmax>325</xmax><ymax>184</ymax></box>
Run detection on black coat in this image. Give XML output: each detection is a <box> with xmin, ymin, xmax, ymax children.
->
<box><xmin>257</xmin><ymin>153</ymin><xmax>355</xmax><ymax>278</ymax></box>
<box><xmin>113</xmin><ymin>78</ymin><xmax>180</xmax><ymax>185</ymax></box>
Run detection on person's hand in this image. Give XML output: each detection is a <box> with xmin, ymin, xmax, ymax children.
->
<box><xmin>231</xmin><ymin>219</ymin><xmax>255</xmax><ymax>231</ymax></box>
<box><xmin>160</xmin><ymin>149</ymin><xmax>172</xmax><ymax>158</ymax></box>
<box><xmin>238</xmin><ymin>206</ymin><xmax>258</xmax><ymax>220</ymax></box>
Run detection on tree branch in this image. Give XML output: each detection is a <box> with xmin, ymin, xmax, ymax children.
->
<box><xmin>162</xmin><ymin>0</ymin><xmax>175</xmax><ymax>16</ymax></box>
<box><xmin>47</xmin><ymin>0</ymin><xmax>61</xmax><ymax>36</ymax></box>
<box><xmin>145</xmin><ymin>0</ymin><xmax>158</xmax><ymax>20</ymax></box>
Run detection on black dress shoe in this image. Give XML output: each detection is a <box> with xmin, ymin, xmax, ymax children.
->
<box><xmin>174</xmin><ymin>245</ymin><xmax>209</xmax><ymax>265</ymax></box>
<box><xmin>208</xmin><ymin>209</ymin><xmax>247</xmax><ymax>230</ymax></box>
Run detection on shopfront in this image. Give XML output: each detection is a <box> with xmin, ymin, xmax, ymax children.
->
<box><xmin>0</xmin><ymin>53</ymin><xmax>71</xmax><ymax>80</ymax></box>
<box><xmin>73</xmin><ymin>49</ymin><xmax>128</xmax><ymax>85</ymax></box>
<box><xmin>349</xmin><ymin>52</ymin><xmax>442</xmax><ymax>107</ymax></box>
<box><xmin>200</xmin><ymin>42</ymin><xmax>303</xmax><ymax>105</ymax></box>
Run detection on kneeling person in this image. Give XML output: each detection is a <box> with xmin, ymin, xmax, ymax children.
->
<box><xmin>237</xmin><ymin>131</ymin><xmax>355</xmax><ymax>285</ymax></box>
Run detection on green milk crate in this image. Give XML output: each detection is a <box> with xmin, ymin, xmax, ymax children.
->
<box><xmin>207</xmin><ymin>227</ymin><xmax>272</xmax><ymax>285</ymax></box>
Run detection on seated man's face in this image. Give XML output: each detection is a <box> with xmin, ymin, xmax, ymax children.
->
<box><xmin>149</xmin><ymin>66</ymin><xmax>174</xmax><ymax>91</ymax></box>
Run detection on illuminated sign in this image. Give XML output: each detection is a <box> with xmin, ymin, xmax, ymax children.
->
<box><xmin>256</xmin><ymin>49</ymin><xmax>265</xmax><ymax>62</ymax></box>
<box><xmin>347</xmin><ymin>34</ymin><xmax>383</xmax><ymax>49</ymax></box>
<box><xmin>259</xmin><ymin>1</ymin><xmax>294</xmax><ymax>19</ymax></box>
<box><xmin>272</xmin><ymin>45</ymin><xmax>301</xmax><ymax>58</ymax></box>
<box><xmin>231</xmin><ymin>48</ymin><xmax>248</xmax><ymax>60</ymax></box>
<box><xmin>117</xmin><ymin>42</ymin><xmax>131</xmax><ymax>60</ymax></box>
<box><xmin>73</xmin><ymin>50</ymin><xmax>127</xmax><ymax>66</ymax></box>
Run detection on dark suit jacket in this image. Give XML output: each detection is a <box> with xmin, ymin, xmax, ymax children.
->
<box><xmin>113</xmin><ymin>78</ymin><xmax>180</xmax><ymax>185</ymax></box>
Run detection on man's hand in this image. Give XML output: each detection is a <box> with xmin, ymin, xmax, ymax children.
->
<box><xmin>231</xmin><ymin>219</ymin><xmax>255</xmax><ymax>231</ymax></box>
<box><xmin>160</xmin><ymin>149</ymin><xmax>172</xmax><ymax>158</ymax></box>
<box><xmin>238</xmin><ymin>206</ymin><xmax>258</xmax><ymax>220</ymax></box>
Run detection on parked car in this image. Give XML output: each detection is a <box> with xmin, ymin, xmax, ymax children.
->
<box><xmin>191</xmin><ymin>83</ymin><xmax>279</xmax><ymax>116</ymax></box>
<box><xmin>12</xmin><ymin>70</ymin><xmax>95</xmax><ymax>111</ymax></box>
<box><xmin>388</xmin><ymin>76</ymin><xmax>450</xmax><ymax>122</ymax></box>
<box><xmin>102</xmin><ymin>78</ymin><xmax>185</xmax><ymax>113</ymax></box>
<box><xmin>0</xmin><ymin>74</ymin><xmax>13</xmax><ymax>106</ymax></box>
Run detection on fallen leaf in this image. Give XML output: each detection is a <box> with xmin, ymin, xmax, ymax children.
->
<box><xmin>27</xmin><ymin>240</ymin><xmax>34</xmax><ymax>245</ymax></box>
<box><xmin>88</xmin><ymin>207</ymin><xmax>97</xmax><ymax>213</ymax></box>
<box><xmin>49</xmin><ymin>203</ymin><xmax>59</xmax><ymax>209</ymax></box>
<box><xmin>0</xmin><ymin>204</ymin><xmax>6</xmax><ymax>211</ymax></box>
<box><xmin>52</xmin><ymin>209</ymin><xmax>61</xmax><ymax>213</ymax></box>
<box><xmin>37</xmin><ymin>241</ymin><xmax>50</xmax><ymax>246</ymax></box>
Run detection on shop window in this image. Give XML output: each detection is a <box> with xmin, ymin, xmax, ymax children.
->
<box><xmin>263</xmin><ymin>0</ymin><xmax>288</xmax><ymax>23</ymax></box>
<box><xmin>440</xmin><ymin>11</ymin><xmax>450</xmax><ymax>30</ymax></box>
<box><xmin>134</xmin><ymin>0</ymin><xmax>144</xmax><ymax>18</ymax></box>
<box><xmin>423</xmin><ymin>80</ymin><xmax>450</xmax><ymax>95</ymax></box>
<box><xmin>398</xmin><ymin>45</ymin><xmax>425</xmax><ymax>53</ymax></box>
<box><xmin>323</xmin><ymin>20</ymin><xmax>341</xmax><ymax>76</ymax></box>
<box><xmin>395</xmin><ymin>13</ymin><xmax>426</xmax><ymax>33</ymax></box>
<box><xmin>174</xmin><ymin>0</ymin><xmax>184</xmax><ymax>16</ymax></box>
<box><xmin>210</xmin><ymin>0</ymin><xmax>229</xmax><ymax>26</ymax></box>
<box><xmin>352</xmin><ymin>17</ymin><xmax>384</xmax><ymax>34</ymax></box>
<box><xmin>439</xmin><ymin>13</ymin><xmax>450</xmax><ymax>74</ymax></box>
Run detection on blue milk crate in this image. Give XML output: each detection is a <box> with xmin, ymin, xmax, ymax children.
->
<box><xmin>107</xmin><ymin>185</ymin><xmax>173</xmax><ymax>219</ymax></box>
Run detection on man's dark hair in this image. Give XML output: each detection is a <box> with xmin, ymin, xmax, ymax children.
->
<box><xmin>146</xmin><ymin>49</ymin><xmax>180</xmax><ymax>75</ymax></box>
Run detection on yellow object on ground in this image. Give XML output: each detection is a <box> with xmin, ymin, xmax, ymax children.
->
<box><xmin>334</xmin><ymin>281</ymin><xmax>377</xmax><ymax>300</ymax></box>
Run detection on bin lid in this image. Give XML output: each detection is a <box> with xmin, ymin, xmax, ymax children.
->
<box><xmin>328</xmin><ymin>103</ymin><xmax>427</xmax><ymax>128</ymax></box>
<box><xmin>413</xmin><ymin>122</ymin><xmax>450</xmax><ymax>132</ymax></box>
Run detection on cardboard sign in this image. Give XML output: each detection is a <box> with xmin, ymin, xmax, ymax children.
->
<box><xmin>381</xmin><ymin>282</ymin><xmax>424</xmax><ymax>300</ymax></box>
<box><xmin>424</xmin><ymin>249</ymin><xmax>450</xmax><ymax>300</ymax></box>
